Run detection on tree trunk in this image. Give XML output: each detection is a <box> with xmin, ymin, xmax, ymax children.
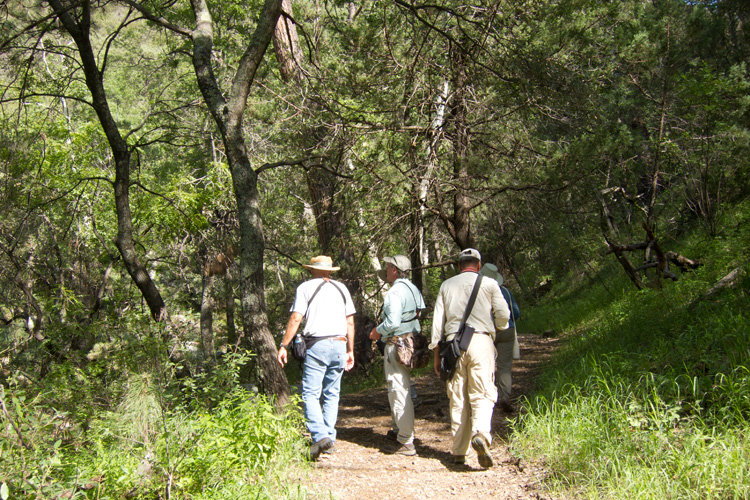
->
<box><xmin>190</xmin><ymin>0</ymin><xmax>290</xmax><ymax>404</ymax></box>
<box><xmin>306</xmin><ymin>167</ymin><xmax>342</xmax><ymax>255</ymax></box>
<box><xmin>272</xmin><ymin>0</ymin><xmax>303</xmax><ymax>84</ymax></box>
<box><xmin>48</xmin><ymin>0</ymin><xmax>166</xmax><ymax>322</ymax></box>
<box><xmin>498</xmin><ymin>244</ymin><xmax>530</xmax><ymax>298</ymax></box>
<box><xmin>200</xmin><ymin>273</ymin><xmax>215</xmax><ymax>359</ymax></box>
<box><xmin>225</xmin><ymin>275</ymin><xmax>238</xmax><ymax>347</ymax></box>
<box><xmin>450</xmin><ymin>46</ymin><xmax>475</xmax><ymax>250</ymax></box>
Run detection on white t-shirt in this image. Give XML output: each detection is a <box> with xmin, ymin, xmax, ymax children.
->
<box><xmin>291</xmin><ymin>278</ymin><xmax>356</xmax><ymax>337</ymax></box>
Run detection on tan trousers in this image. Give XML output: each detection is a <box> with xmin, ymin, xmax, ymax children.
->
<box><xmin>384</xmin><ymin>343</ymin><xmax>415</xmax><ymax>445</ymax></box>
<box><xmin>446</xmin><ymin>333</ymin><xmax>498</xmax><ymax>456</ymax></box>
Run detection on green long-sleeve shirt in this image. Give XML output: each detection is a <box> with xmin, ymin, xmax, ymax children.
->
<box><xmin>375</xmin><ymin>278</ymin><xmax>426</xmax><ymax>338</ymax></box>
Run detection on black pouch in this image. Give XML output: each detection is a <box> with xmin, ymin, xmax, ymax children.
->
<box><xmin>438</xmin><ymin>323</ymin><xmax>476</xmax><ymax>380</ymax></box>
<box><xmin>457</xmin><ymin>324</ymin><xmax>475</xmax><ymax>351</ymax></box>
<box><xmin>376</xmin><ymin>338</ymin><xmax>386</xmax><ymax>355</ymax></box>
<box><xmin>438</xmin><ymin>337</ymin><xmax>461</xmax><ymax>381</ymax></box>
<box><xmin>291</xmin><ymin>332</ymin><xmax>306</xmax><ymax>361</ymax></box>
<box><xmin>409</xmin><ymin>334</ymin><xmax>431</xmax><ymax>370</ymax></box>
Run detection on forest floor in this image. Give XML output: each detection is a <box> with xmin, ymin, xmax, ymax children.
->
<box><xmin>310</xmin><ymin>333</ymin><xmax>565</xmax><ymax>500</ymax></box>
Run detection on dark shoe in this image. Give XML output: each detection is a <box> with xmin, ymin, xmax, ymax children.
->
<box><xmin>309</xmin><ymin>437</ymin><xmax>333</xmax><ymax>461</ymax></box>
<box><xmin>471</xmin><ymin>434</ymin><xmax>494</xmax><ymax>468</ymax></box>
<box><xmin>385</xmin><ymin>429</ymin><xmax>398</xmax><ymax>441</ymax></box>
<box><xmin>321</xmin><ymin>443</ymin><xmax>337</xmax><ymax>455</ymax></box>
<box><xmin>499</xmin><ymin>398</ymin><xmax>514</xmax><ymax>413</ymax></box>
<box><xmin>386</xmin><ymin>442</ymin><xmax>416</xmax><ymax>456</ymax></box>
<box><xmin>453</xmin><ymin>455</ymin><xmax>465</xmax><ymax>465</ymax></box>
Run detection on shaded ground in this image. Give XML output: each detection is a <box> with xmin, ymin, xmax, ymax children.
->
<box><xmin>311</xmin><ymin>333</ymin><xmax>562</xmax><ymax>500</ymax></box>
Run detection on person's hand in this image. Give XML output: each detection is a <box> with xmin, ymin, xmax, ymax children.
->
<box><xmin>369</xmin><ymin>328</ymin><xmax>381</xmax><ymax>341</ymax></box>
<box><xmin>277</xmin><ymin>346</ymin><xmax>288</xmax><ymax>367</ymax></box>
<box><xmin>433</xmin><ymin>348</ymin><xmax>441</xmax><ymax>377</ymax></box>
<box><xmin>345</xmin><ymin>351</ymin><xmax>355</xmax><ymax>371</ymax></box>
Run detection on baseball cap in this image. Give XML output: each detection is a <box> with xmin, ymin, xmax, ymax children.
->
<box><xmin>383</xmin><ymin>255</ymin><xmax>411</xmax><ymax>272</ymax></box>
<box><xmin>459</xmin><ymin>248</ymin><xmax>481</xmax><ymax>261</ymax></box>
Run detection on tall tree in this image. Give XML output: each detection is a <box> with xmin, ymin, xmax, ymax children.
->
<box><xmin>34</xmin><ymin>0</ymin><xmax>169</xmax><ymax>321</ymax></box>
<box><xmin>186</xmin><ymin>0</ymin><xmax>289</xmax><ymax>400</ymax></box>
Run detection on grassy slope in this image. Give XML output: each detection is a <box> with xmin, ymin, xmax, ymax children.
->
<box><xmin>512</xmin><ymin>202</ymin><xmax>750</xmax><ymax>499</ymax></box>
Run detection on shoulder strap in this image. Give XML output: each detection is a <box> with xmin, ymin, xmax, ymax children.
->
<box><xmin>453</xmin><ymin>274</ymin><xmax>483</xmax><ymax>351</ymax></box>
<box><xmin>306</xmin><ymin>280</ymin><xmax>347</xmax><ymax>316</ymax></box>
<box><xmin>303</xmin><ymin>280</ymin><xmax>328</xmax><ymax>320</ymax></box>
<box><xmin>459</xmin><ymin>274</ymin><xmax>483</xmax><ymax>330</ymax></box>
<box><xmin>328</xmin><ymin>280</ymin><xmax>347</xmax><ymax>303</ymax></box>
<box><xmin>397</xmin><ymin>281</ymin><xmax>421</xmax><ymax>322</ymax></box>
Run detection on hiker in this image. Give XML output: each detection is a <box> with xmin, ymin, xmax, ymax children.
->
<box><xmin>480</xmin><ymin>263</ymin><xmax>521</xmax><ymax>413</ymax></box>
<box><xmin>430</xmin><ymin>249</ymin><xmax>510</xmax><ymax>468</ymax></box>
<box><xmin>369</xmin><ymin>255</ymin><xmax>426</xmax><ymax>456</ymax></box>
<box><xmin>277</xmin><ymin>255</ymin><xmax>356</xmax><ymax>460</ymax></box>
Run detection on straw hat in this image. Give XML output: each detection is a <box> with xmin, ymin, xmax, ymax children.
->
<box><xmin>302</xmin><ymin>255</ymin><xmax>340</xmax><ymax>271</ymax></box>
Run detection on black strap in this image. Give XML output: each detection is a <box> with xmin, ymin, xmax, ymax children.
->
<box><xmin>328</xmin><ymin>281</ymin><xmax>347</xmax><ymax>302</ymax></box>
<box><xmin>455</xmin><ymin>274</ymin><xmax>483</xmax><ymax>351</ymax></box>
<box><xmin>303</xmin><ymin>281</ymin><xmax>327</xmax><ymax>319</ymax></box>
<box><xmin>303</xmin><ymin>279</ymin><xmax>347</xmax><ymax>329</ymax></box>
<box><xmin>397</xmin><ymin>281</ymin><xmax>422</xmax><ymax>322</ymax></box>
<box><xmin>458</xmin><ymin>274</ymin><xmax>483</xmax><ymax>332</ymax></box>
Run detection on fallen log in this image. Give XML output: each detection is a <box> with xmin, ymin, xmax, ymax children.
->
<box><xmin>664</xmin><ymin>251</ymin><xmax>701</xmax><ymax>271</ymax></box>
<box><xmin>705</xmin><ymin>267</ymin><xmax>745</xmax><ymax>296</ymax></box>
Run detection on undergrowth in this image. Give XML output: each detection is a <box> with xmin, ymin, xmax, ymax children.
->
<box><xmin>511</xmin><ymin>204</ymin><xmax>750</xmax><ymax>499</ymax></box>
<box><xmin>0</xmin><ymin>347</ymin><xmax>313</xmax><ymax>500</ymax></box>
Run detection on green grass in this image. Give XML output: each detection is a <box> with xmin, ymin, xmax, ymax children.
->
<box><xmin>1</xmin><ymin>357</ymin><xmax>315</xmax><ymax>500</ymax></box>
<box><xmin>510</xmin><ymin>203</ymin><xmax>750</xmax><ymax>499</ymax></box>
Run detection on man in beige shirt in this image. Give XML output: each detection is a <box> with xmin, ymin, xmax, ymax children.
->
<box><xmin>430</xmin><ymin>248</ymin><xmax>510</xmax><ymax>468</ymax></box>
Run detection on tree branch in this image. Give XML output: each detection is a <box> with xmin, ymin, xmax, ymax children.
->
<box><xmin>119</xmin><ymin>0</ymin><xmax>193</xmax><ymax>37</ymax></box>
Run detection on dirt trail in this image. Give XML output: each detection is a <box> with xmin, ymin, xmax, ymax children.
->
<box><xmin>311</xmin><ymin>333</ymin><xmax>562</xmax><ymax>500</ymax></box>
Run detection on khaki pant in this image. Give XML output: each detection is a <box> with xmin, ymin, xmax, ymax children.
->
<box><xmin>446</xmin><ymin>333</ymin><xmax>497</xmax><ymax>456</ymax></box>
<box><xmin>384</xmin><ymin>343</ymin><xmax>414</xmax><ymax>445</ymax></box>
<box><xmin>495</xmin><ymin>326</ymin><xmax>516</xmax><ymax>401</ymax></box>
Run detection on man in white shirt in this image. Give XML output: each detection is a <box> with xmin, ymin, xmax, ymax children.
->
<box><xmin>430</xmin><ymin>249</ymin><xmax>510</xmax><ymax>468</ymax></box>
<box><xmin>278</xmin><ymin>255</ymin><xmax>356</xmax><ymax>460</ymax></box>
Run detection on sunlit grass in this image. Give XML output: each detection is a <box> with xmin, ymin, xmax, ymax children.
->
<box><xmin>511</xmin><ymin>205</ymin><xmax>750</xmax><ymax>499</ymax></box>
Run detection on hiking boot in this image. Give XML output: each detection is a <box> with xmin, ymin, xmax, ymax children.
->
<box><xmin>453</xmin><ymin>455</ymin><xmax>466</xmax><ymax>465</ymax></box>
<box><xmin>471</xmin><ymin>434</ymin><xmax>494</xmax><ymax>468</ymax></box>
<box><xmin>309</xmin><ymin>437</ymin><xmax>333</xmax><ymax>461</ymax></box>
<box><xmin>321</xmin><ymin>443</ymin><xmax>337</xmax><ymax>455</ymax></box>
<box><xmin>386</xmin><ymin>442</ymin><xmax>416</xmax><ymax>456</ymax></box>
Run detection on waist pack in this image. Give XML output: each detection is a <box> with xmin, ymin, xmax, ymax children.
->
<box><xmin>393</xmin><ymin>333</ymin><xmax>431</xmax><ymax>370</ymax></box>
<box><xmin>292</xmin><ymin>333</ymin><xmax>342</xmax><ymax>362</ymax></box>
<box><xmin>291</xmin><ymin>332</ymin><xmax>307</xmax><ymax>361</ymax></box>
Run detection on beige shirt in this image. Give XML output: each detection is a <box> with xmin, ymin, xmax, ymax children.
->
<box><xmin>429</xmin><ymin>271</ymin><xmax>510</xmax><ymax>350</ymax></box>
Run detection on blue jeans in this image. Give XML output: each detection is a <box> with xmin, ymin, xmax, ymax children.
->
<box><xmin>301</xmin><ymin>338</ymin><xmax>347</xmax><ymax>443</ymax></box>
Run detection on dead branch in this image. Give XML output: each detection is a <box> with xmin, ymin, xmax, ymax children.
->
<box><xmin>705</xmin><ymin>267</ymin><xmax>745</xmax><ymax>296</ymax></box>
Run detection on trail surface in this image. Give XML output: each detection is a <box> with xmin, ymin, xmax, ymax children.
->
<box><xmin>311</xmin><ymin>333</ymin><xmax>562</xmax><ymax>500</ymax></box>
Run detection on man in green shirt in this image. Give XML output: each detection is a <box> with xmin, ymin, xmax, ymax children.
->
<box><xmin>369</xmin><ymin>255</ymin><xmax>426</xmax><ymax>456</ymax></box>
